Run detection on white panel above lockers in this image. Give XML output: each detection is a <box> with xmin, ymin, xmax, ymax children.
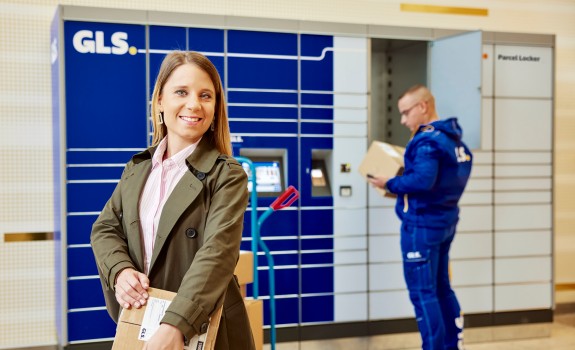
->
<box><xmin>334</xmin><ymin>36</ymin><xmax>368</xmax><ymax>94</ymax></box>
<box><xmin>494</xmin><ymin>45</ymin><xmax>553</xmax><ymax>98</ymax></box>
<box><xmin>495</xmin><ymin>231</ymin><xmax>552</xmax><ymax>257</ymax></box>
<box><xmin>472</xmin><ymin>150</ymin><xmax>494</xmax><ymax>164</ymax></box>
<box><xmin>334</xmin><ymin>264</ymin><xmax>367</xmax><ymax>293</ymax></box>
<box><xmin>495</xmin><ymin>165</ymin><xmax>552</xmax><ymax>177</ymax></box>
<box><xmin>451</xmin><ymin>259</ymin><xmax>493</xmax><ymax>287</ymax></box>
<box><xmin>495</xmin><ymin>151</ymin><xmax>551</xmax><ymax>164</ymax></box>
<box><xmin>450</xmin><ymin>232</ymin><xmax>493</xmax><ymax>259</ymax></box>
<box><xmin>369</xmin><ymin>290</ymin><xmax>414</xmax><ymax>320</ymax></box>
<box><xmin>494</xmin><ymin>204</ymin><xmax>552</xmax><ymax>231</ymax></box>
<box><xmin>470</xmin><ymin>164</ymin><xmax>493</xmax><ymax>178</ymax></box>
<box><xmin>333</xmin><ymin>249</ymin><xmax>367</xmax><ymax>264</ymax></box>
<box><xmin>368</xmin><ymin>187</ymin><xmax>396</xmax><ymax>207</ymax></box>
<box><xmin>333</xmin><ymin>122</ymin><xmax>367</xmax><ymax>137</ymax></box>
<box><xmin>334</xmin><ymin>208</ymin><xmax>367</xmax><ymax>236</ymax></box>
<box><xmin>333</xmin><ymin>138</ymin><xmax>367</xmax><ymax>208</ymax></box>
<box><xmin>333</xmin><ymin>94</ymin><xmax>368</xmax><ymax>108</ymax></box>
<box><xmin>494</xmin><ymin>191</ymin><xmax>551</xmax><ymax>205</ymax></box>
<box><xmin>335</xmin><ymin>293</ymin><xmax>367</xmax><ymax>322</ymax></box>
<box><xmin>481</xmin><ymin>98</ymin><xmax>493</xmax><ymax>150</ymax></box>
<box><xmin>456</xmin><ymin>285</ymin><xmax>493</xmax><ymax>314</ymax></box>
<box><xmin>495</xmin><ymin>257</ymin><xmax>552</xmax><ymax>284</ymax></box>
<box><xmin>368</xmin><ymin>234</ymin><xmax>401</xmax><ymax>263</ymax></box>
<box><xmin>466</xmin><ymin>178</ymin><xmax>494</xmax><ymax>192</ymax></box>
<box><xmin>369</xmin><ymin>263</ymin><xmax>405</xmax><ymax>291</ymax></box>
<box><xmin>457</xmin><ymin>205</ymin><xmax>493</xmax><ymax>233</ymax></box>
<box><xmin>334</xmin><ymin>235</ymin><xmax>367</xmax><ymax>250</ymax></box>
<box><xmin>494</xmin><ymin>99</ymin><xmax>552</xmax><ymax>151</ymax></box>
<box><xmin>495</xmin><ymin>178</ymin><xmax>552</xmax><ymax>191</ymax></box>
<box><xmin>482</xmin><ymin>44</ymin><xmax>494</xmax><ymax>97</ymax></box>
<box><xmin>334</xmin><ymin>108</ymin><xmax>368</xmax><ymax>123</ymax></box>
<box><xmin>459</xmin><ymin>192</ymin><xmax>493</xmax><ymax>205</ymax></box>
<box><xmin>495</xmin><ymin>283</ymin><xmax>552</xmax><ymax>311</ymax></box>
<box><xmin>368</xmin><ymin>207</ymin><xmax>401</xmax><ymax>235</ymax></box>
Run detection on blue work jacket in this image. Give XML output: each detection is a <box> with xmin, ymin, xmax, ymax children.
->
<box><xmin>386</xmin><ymin>117</ymin><xmax>473</xmax><ymax>228</ymax></box>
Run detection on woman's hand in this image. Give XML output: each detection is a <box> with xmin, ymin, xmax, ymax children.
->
<box><xmin>142</xmin><ymin>323</ymin><xmax>184</xmax><ymax>350</ymax></box>
<box><xmin>114</xmin><ymin>268</ymin><xmax>149</xmax><ymax>309</ymax></box>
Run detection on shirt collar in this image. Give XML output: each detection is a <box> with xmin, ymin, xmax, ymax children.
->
<box><xmin>151</xmin><ymin>137</ymin><xmax>201</xmax><ymax>171</ymax></box>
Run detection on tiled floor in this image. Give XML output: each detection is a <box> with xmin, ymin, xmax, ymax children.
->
<box><xmin>266</xmin><ymin>310</ymin><xmax>575</xmax><ymax>350</ymax></box>
<box><xmin>463</xmin><ymin>313</ymin><xmax>575</xmax><ymax>350</ymax></box>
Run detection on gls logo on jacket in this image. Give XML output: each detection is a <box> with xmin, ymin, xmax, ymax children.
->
<box><xmin>73</xmin><ymin>30</ymin><xmax>137</xmax><ymax>55</ymax></box>
<box><xmin>455</xmin><ymin>146</ymin><xmax>471</xmax><ymax>163</ymax></box>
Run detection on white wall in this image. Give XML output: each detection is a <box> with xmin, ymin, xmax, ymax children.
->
<box><xmin>1</xmin><ymin>0</ymin><xmax>575</xmax><ymax>347</ymax></box>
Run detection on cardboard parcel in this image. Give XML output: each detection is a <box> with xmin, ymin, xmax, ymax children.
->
<box><xmin>358</xmin><ymin>141</ymin><xmax>405</xmax><ymax>198</ymax></box>
<box><xmin>112</xmin><ymin>288</ymin><xmax>222</xmax><ymax>350</ymax></box>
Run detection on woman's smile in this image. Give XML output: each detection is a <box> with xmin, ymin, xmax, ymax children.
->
<box><xmin>158</xmin><ymin>63</ymin><xmax>216</xmax><ymax>154</ymax></box>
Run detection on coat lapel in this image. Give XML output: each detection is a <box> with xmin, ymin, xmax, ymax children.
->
<box><xmin>149</xmin><ymin>171</ymin><xmax>203</xmax><ymax>270</ymax></box>
<box><xmin>148</xmin><ymin>137</ymin><xmax>221</xmax><ymax>273</ymax></box>
<box><xmin>122</xmin><ymin>151</ymin><xmax>153</xmax><ymax>273</ymax></box>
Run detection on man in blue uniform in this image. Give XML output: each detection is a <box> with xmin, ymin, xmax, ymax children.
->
<box><xmin>368</xmin><ymin>85</ymin><xmax>472</xmax><ymax>350</ymax></box>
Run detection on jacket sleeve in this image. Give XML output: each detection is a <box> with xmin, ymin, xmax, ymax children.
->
<box><xmin>386</xmin><ymin>140</ymin><xmax>441</xmax><ymax>195</ymax></box>
<box><xmin>90</xmin><ymin>166</ymin><xmax>137</xmax><ymax>295</ymax></box>
<box><xmin>161</xmin><ymin>158</ymin><xmax>248</xmax><ymax>339</ymax></box>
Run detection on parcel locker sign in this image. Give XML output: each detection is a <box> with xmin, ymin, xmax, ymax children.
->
<box><xmin>494</xmin><ymin>45</ymin><xmax>552</xmax><ymax>98</ymax></box>
<box><xmin>64</xmin><ymin>21</ymin><xmax>147</xmax><ymax>148</ymax></box>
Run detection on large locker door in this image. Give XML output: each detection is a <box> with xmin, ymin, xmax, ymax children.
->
<box><xmin>63</xmin><ymin>20</ymin><xmax>147</xmax><ymax>344</ymax></box>
<box><xmin>429</xmin><ymin>31</ymin><xmax>482</xmax><ymax>149</ymax></box>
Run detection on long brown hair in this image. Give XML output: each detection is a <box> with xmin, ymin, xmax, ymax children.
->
<box><xmin>150</xmin><ymin>51</ymin><xmax>231</xmax><ymax>155</ymax></box>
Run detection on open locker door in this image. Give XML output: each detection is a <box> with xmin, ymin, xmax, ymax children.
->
<box><xmin>429</xmin><ymin>31</ymin><xmax>482</xmax><ymax>150</ymax></box>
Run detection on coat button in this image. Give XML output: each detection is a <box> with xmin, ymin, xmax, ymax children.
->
<box><xmin>185</xmin><ymin>228</ymin><xmax>198</xmax><ymax>238</ymax></box>
<box><xmin>200</xmin><ymin>322</ymin><xmax>209</xmax><ymax>334</ymax></box>
<box><xmin>196</xmin><ymin>172</ymin><xmax>206</xmax><ymax>180</ymax></box>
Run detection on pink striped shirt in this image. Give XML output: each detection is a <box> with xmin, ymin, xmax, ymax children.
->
<box><xmin>138</xmin><ymin>137</ymin><xmax>200</xmax><ymax>274</ymax></box>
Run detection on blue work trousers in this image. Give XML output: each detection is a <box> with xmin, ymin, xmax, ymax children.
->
<box><xmin>400</xmin><ymin>223</ymin><xmax>464</xmax><ymax>350</ymax></box>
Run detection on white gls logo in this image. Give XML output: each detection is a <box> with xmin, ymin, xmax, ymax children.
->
<box><xmin>455</xmin><ymin>146</ymin><xmax>471</xmax><ymax>163</ymax></box>
<box><xmin>73</xmin><ymin>30</ymin><xmax>136</xmax><ymax>55</ymax></box>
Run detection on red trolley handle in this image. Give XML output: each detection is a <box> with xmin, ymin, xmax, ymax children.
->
<box><xmin>270</xmin><ymin>186</ymin><xmax>299</xmax><ymax>210</ymax></box>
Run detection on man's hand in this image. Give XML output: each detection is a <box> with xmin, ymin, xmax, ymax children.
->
<box><xmin>142</xmin><ymin>323</ymin><xmax>184</xmax><ymax>350</ymax></box>
<box><xmin>368</xmin><ymin>175</ymin><xmax>390</xmax><ymax>190</ymax></box>
<box><xmin>114</xmin><ymin>268</ymin><xmax>149</xmax><ymax>309</ymax></box>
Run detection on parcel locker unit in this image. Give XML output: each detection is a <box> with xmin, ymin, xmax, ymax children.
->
<box><xmin>52</xmin><ymin>5</ymin><xmax>554</xmax><ymax>348</ymax></box>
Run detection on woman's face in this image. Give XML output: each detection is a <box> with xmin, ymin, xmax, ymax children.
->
<box><xmin>158</xmin><ymin>63</ymin><xmax>216</xmax><ymax>152</ymax></box>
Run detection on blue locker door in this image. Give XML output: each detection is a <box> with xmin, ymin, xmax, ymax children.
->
<box><xmin>299</xmin><ymin>34</ymin><xmax>335</xmax><ymax>324</ymax></box>
<box><xmin>149</xmin><ymin>26</ymin><xmax>226</xmax><ymax>90</ymax></box>
<box><xmin>228</xmin><ymin>30</ymin><xmax>298</xmax><ymax>90</ymax></box>
<box><xmin>64</xmin><ymin>21</ymin><xmax>147</xmax><ymax>149</ymax></box>
<box><xmin>228</xmin><ymin>30</ymin><xmax>301</xmax><ymax>327</ymax></box>
<box><xmin>149</xmin><ymin>25</ymin><xmax>187</xmax><ymax>98</ymax></box>
<box><xmin>235</xmin><ymin>136</ymin><xmax>301</xmax><ymax>327</ymax></box>
<box><xmin>189</xmin><ymin>28</ymin><xmax>225</xmax><ymax>86</ymax></box>
<box><xmin>64</xmin><ymin>20</ymin><xmax>147</xmax><ymax>343</ymax></box>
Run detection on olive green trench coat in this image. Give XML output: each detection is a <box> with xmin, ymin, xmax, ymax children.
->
<box><xmin>90</xmin><ymin>137</ymin><xmax>255</xmax><ymax>349</ymax></box>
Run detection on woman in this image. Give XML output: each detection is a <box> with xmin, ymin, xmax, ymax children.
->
<box><xmin>91</xmin><ymin>51</ymin><xmax>255</xmax><ymax>350</ymax></box>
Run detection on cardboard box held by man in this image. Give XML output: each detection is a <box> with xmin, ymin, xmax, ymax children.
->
<box><xmin>358</xmin><ymin>141</ymin><xmax>405</xmax><ymax>198</ymax></box>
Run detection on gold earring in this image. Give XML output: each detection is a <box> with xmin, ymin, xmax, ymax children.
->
<box><xmin>158</xmin><ymin>111</ymin><xmax>164</xmax><ymax>124</ymax></box>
